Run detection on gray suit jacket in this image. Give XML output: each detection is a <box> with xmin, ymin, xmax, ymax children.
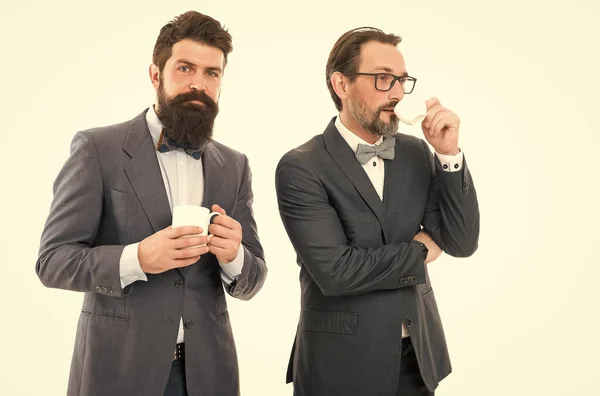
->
<box><xmin>275</xmin><ymin>118</ymin><xmax>479</xmax><ymax>395</ymax></box>
<box><xmin>36</xmin><ymin>109</ymin><xmax>267</xmax><ymax>396</ymax></box>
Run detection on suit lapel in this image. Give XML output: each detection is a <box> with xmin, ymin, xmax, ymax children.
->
<box><xmin>383</xmin><ymin>137</ymin><xmax>409</xmax><ymax>217</ymax></box>
<box><xmin>122</xmin><ymin>110</ymin><xmax>172</xmax><ymax>233</ymax></box>
<box><xmin>323</xmin><ymin>118</ymin><xmax>387</xmax><ymax>234</ymax></box>
<box><xmin>201</xmin><ymin>142</ymin><xmax>228</xmax><ymax>210</ymax></box>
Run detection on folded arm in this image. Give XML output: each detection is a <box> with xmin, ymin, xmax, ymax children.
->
<box><xmin>421</xmin><ymin>142</ymin><xmax>480</xmax><ymax>257</ymax></box>
<box><xmin>275</xmin><ymin>152</ymin><xmax>428</xmax><ymax>297</ymax></box>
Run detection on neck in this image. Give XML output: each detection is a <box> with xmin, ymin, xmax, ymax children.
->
<box><xmin>339</xmin><ymin>110</ymin><xmax>379</xmax><ymax>144</ymax></box>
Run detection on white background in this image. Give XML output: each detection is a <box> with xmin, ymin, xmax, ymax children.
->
<box><xmin>1</xmin><ymin>0</ymin><xmax>599</xmax><ymax>394</ymax></box>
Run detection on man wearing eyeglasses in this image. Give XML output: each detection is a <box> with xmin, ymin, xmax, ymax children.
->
<box><xmin>275</xmin><ymin>27</ymin><xmax>480</xmax><ymax>396</ymax></box>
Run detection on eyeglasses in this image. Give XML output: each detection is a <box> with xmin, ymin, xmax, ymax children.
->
<box><xmin>355</xmin><ymin>72</ymin><xmax>417</xmax><ymax>94</ymax></box>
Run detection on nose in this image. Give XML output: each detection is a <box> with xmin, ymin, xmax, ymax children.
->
<box><xmin>388</xmin><ymin>79</ymin><xmax>405</xmax><ymax>102</ymax></box>
<box><xmin>189</xmin><ymin>76</ymin><xmax>207</xmax><ymax>92</ymax></box>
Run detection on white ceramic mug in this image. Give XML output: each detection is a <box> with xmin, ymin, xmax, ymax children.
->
<box><xmin>394</xmin><ymin>98</ymin><xmax>429</xmax><ymax>125</ymax></box>
<box><xmin>171</xmin><ymin>205</ymin><xmax>221</xmax><ymax>241</ymax></box>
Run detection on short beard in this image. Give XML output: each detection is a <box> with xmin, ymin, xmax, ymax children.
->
<box><xmin>156</xmin><ymin>78</ymin><xmax>219</xmax><ymax>150</ymax></box>
<box><xmin>349</xmin><ymin>97</ymin><xmax>399</xmax><ymax>137</ymax></box>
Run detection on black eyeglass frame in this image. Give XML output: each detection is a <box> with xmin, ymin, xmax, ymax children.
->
<box><xmin>354</xmin><ymin>72</ymin><xmax>417</xmax><ymax>94</ymax></box>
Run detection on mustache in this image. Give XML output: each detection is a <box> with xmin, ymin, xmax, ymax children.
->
<box><xmin>170</xmin><ymin>90</ymin><xmax>218</xmax><ymax>110</ymax></box>
<box><xmin>377</xmin><ymin>101</ymin><xmax>399</xmax><ymax>112</ymax></box>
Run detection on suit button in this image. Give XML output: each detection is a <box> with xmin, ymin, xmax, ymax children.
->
<box><xmin>410</xmin><ymin>276</ymin><xmax>416</xmax><ymax>282</ymax></box>
<box><xmin>101</xmin><ymin>286</ymin><xmax>108</xmax><ymax>294</ymax></box>
<box><xmin>95</xmin><ymin>286</ymin><xmax>102</xmax><ymax>292</ymax></box>
<box><xmin>175</xmin><ymin>280</ymin><xmax>184</xmax><ymax>288</ymax></box>
<box><xmin>106</xmin><ymin>287</ymin><xmax>114</xmax><ymax>294</ymax></box>
<box><xmin>405</xmin><ymin>318</ymin><xmax>412</xmax><ymax>327</ymax></box>
<box><xmin>184</xmin><ymin>320</ymin><xmax>193</xmax><ymax>329</ymax></box>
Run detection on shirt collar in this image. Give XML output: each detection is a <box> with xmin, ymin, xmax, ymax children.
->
<box><xmin>145</xmin><ymin>105</ymin><xmax>163</xmax><ymax>144</ymax></box>
<box><xmin>334</xmin><ymin>115</ymin><xmax>383</xmax><ymax>154</ymax></box>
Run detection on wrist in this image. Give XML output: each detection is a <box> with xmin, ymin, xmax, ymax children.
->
<box><xmin>137</xmin><ymin>243</ymin><xmax>148</xmax><ymax>272</ymax></box>
<box><xmin>437</xmin><ymin>147</ymin><xmax>460</xmax><ymax>156</ymax></box>
<box><xmin>414</xmin><ymin>240</ymin><xmax>429</xmax><ymax>261</ymax></box>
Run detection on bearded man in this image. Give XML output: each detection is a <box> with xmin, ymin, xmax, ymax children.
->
<box><xmin>36</xmin><ymin>11</ymin><xmax>267</xmax><ymax>396</ymax></box>
<box><xmin>275</xmin><ymin>27</ymin><xmax>480</xmax><ymax>396</ymax></box>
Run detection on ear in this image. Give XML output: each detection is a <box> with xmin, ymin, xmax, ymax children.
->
<box><xmin>149</xmin><ymin>64</ymin><xmax>160</xmax><ymax>91</ymax></box>
<box><xmin>331</xmin><ymin>71</ymin><xmax>349</xmax><ymax>102</ymax></box>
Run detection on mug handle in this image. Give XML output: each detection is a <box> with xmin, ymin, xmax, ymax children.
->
<box><xmin>207</xmin><ymin>212</ymin><xmax>221</xmax><ymax>236</ymax></box>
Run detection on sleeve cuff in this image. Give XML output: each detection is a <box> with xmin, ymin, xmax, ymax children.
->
<box><xmin>219</xmin><ymin>245</ymin><xmax>244</xmax><ymax>284</ymax></box>
<box><xmin>435</xmin><ymin>150</ymin><xmax>464</xmax><ymax>172</ymax></box>
<box><xmin>119</xmin><ymin>242</ymin><xmax>148</xmax><ymax>289</ymax></box>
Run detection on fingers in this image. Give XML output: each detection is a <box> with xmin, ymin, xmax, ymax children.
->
<box><xmin>429</xmin><ymin>111</ymin><xmax>448</xmax><ymax>138</ymax></box>
<box><xmin>425</xmin><ymin>97</ymin><xmax>440</xmax><ymax>112</ymax></box>
<box><xmin>208</xmin><ymin>223</ymin><xmax>241</xmax><ymax>240</ymax></box>
<box><xmin>207</xmin><ymin>243</ymin><xmax>233</xmax><ymax>262</ymax></box>
<box><xmin>172</xmin><ymin>245</ymin><xmax>210</xmax><ymax>260</ymax></box>
<box><xmin>207</xmin><ymin>235</ymin><xmax>235</xmax><ymax>249</ymax></box>
<box><xmin>422</xmin><ymin>104</ymin><xmax>441</xmax><ymax>129</ymax></box>
<box><xmin>166</xmin><ymin>226</ymin><xmax>203</xmax><ymax>239</ymax></box>
<box><xmin>171</xmin><ymin>235</ymin><xmax>210</xmax><ymax>249</ymax></box>
<box><xmin>207</xmin><ymin>235</ymin><xmax>240</xmax><ymax>263</ymax></box>
<box><xmin>211</xmin><ymin>204</ymin><xmax>227</xmax><ymax>215</ymax></box>
<box><xmin>422</xmin><ymin>102</ymin><xmax>444</xmax><ymax>125</ymax></box>
<box><xmin>425</xmin><ymin>243</ymin><xmax>443</xmax><ymax>264</ymax></box>
<box><xmin>211</xmin><ymin>215</ymin><xmax>237</xmax><ymax>230</ymax></box>
<box><xmin>172</xmin><ymin>255</ymin><xmax>203</xmax><ymax>268</ymax></box>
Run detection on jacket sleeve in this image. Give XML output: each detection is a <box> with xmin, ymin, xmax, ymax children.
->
<box><xmin>420</xmin><ymin>141</ymin><xmax>480</xmax><ymax>257</ymax></box>
<box><xmin>36</xmin><ymin>131</ymin><xmax>128</xmax><ymax>297</ymax></box>
<box><xmin>224</xmin><ymin>154</ymin><xmax>268</xmax><ymax>300</ymax></box>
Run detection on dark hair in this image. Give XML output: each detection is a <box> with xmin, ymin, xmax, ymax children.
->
<box><xmin>152</xmin><ymin>11</ymin><xmax>233</xmax><ymax>72</ymax></box>
<box><xmin>326</xmin><ymin>27</ymin><xmax>402</xmax><ymax>111</ymax></box>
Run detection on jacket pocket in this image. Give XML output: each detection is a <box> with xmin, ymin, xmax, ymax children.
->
<box><xmin>301</xmin><ymin>309</ymin><xmax>358</xmax><ymax>335</ymax></box>
<box><xmin>422</xmin><ymin>284</ymin><xmax>433</xmax><ymax>296</ymax></box>
<box><xmin>81</xmin><ymin>310</ymin><xmax>130</xmax><ymax>322</ymax></box>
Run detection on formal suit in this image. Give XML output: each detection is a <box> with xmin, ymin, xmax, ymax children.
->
<box><xmin>36</xmin><ymin>108</ymin><xmax>267</xmax><ymax>396</ymax></box>
<box><xmin>275</xmin><ymin>116</ymin><xmax>479</xmax><ymax>395</ymax></box>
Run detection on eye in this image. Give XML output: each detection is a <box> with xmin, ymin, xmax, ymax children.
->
<box><xmin>207</xmin><ymin>70</ymin><xmax>220</xmax><ymax>78</ymax></box>
<box><xmin>377</xmin><ymin>74</ymin><xmax>393</xmax><ymax>83</ymax></box>
<box><xmin>178</xmin><ymin>66</ymin><xmax>192</xmax><ymax>73</ymax></box>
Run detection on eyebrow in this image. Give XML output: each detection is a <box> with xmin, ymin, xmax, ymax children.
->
<box><xmin>176</xmin><ymin>59</ymin><xmax>223</xmax><ymax>73</ymax></box>
<box><xmin>373</xmin><ymin>66</ymin><xmax>408</xmax><ymax>76</ymax></box>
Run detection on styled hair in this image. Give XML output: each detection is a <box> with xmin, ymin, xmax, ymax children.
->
<box><xmin>152</xmin><ymin>11</ymin><xmax>233</xmax><ymax>72</ymax></box>
<box><xmin>326</xmin><ymin>27</ymin><xmax>402</xmax><ymax>111</ymax></box>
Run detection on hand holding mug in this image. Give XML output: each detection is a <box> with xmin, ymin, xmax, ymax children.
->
<box><xmin>420</xmin><ymin>97</ymin><xmax>460</xmax><ymax>156</ymax></box>
<box><xmin>207</xmin><ymin>204</ymin><xmax>243</xmax><ymax>264</ymax></box>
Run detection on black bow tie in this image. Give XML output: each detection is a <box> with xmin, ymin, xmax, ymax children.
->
<box><xmin>156</xmin><ymin>129</ymin><xmax>203</xmax><ymax>160</ymax></box>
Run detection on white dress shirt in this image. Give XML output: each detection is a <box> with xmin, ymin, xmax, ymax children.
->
<box><xmin>118</xmin><ymin>106</ymin><xmax>244</xmax><ymax>344</ymax></box>
<box><xmin>334</xmin><ymin>116</ymin><xmax>463</xmax><ymax>337</ymax></box>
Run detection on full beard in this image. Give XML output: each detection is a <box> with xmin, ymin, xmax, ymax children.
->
<box><xmin>349</xmin><ymin>97</ymin><xmax>399</xmax><ymax>138</ymax></box>
<box><xmin>156</xmin><ymin>81</ymin><xmax>219</xmax><ymax>150</ymax></box>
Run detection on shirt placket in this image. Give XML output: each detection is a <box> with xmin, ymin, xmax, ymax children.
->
<box><xmin>176</xmin><ymin>151</ymin><xmax>188</xmax><ymax>206</ymax></box>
